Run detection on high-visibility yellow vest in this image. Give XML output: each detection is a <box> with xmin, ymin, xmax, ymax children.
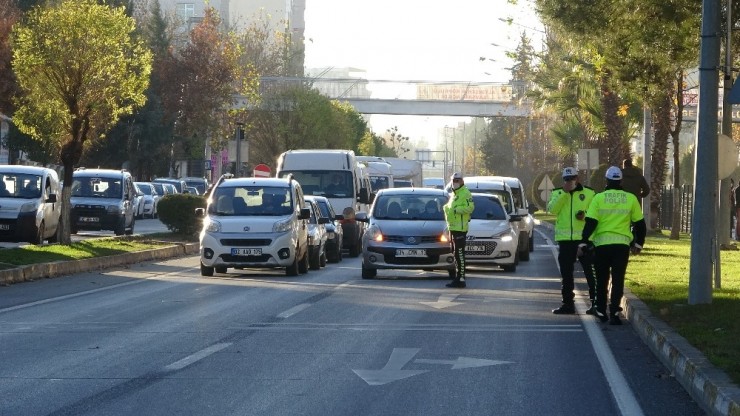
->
<box><xmin>548</xmin><ymin>185</ymin><xmax>595</xmax><ymax>242</ymax></box>
<box><xmin>585</xmin><ymin>189</ymin><xmax>644</xmax><ymax>246</ymax></box>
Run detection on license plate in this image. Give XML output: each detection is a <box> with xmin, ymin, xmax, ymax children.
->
<box><xmin>466</xmin><ymin>244</ymin><xmax>486</xmax><ymax>252</ymax></box>
<box><xmin>231</xmin><ymin>248</ymin><xmax>262</xmax><ymax>256</ymax></box>
<box><xmin>396</xmin><ymin>248</ymin><xmax>426</xmax><ymax>257</ymax></box>
<box><xmin>0</xmin><ymin>224</ymin><xmax>9</xmax><ymax>230</ymax></box>
<box><xmin>80</xmin><ymin>217</ymin><xmax>99</xmax><ymax>223</ymax></box>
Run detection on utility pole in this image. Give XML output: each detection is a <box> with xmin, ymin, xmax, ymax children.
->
<box><xmin>690</xmin><ymin>0</ymin><xmax>721</xmax><ymax>305</ymax></box>
<box><xmin>718</xmin><ymin>0</ymin><xmax>734</xmax><ymax>288</ymax></box>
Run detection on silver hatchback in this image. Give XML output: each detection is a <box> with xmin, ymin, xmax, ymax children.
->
<box><xmin>357</xmin><ymin>188</ymin><xmax>454</xmax><ymax>279</ymax></box>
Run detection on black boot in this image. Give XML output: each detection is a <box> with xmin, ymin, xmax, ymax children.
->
<box><xmin>552</xmin><ymin>303</ymin><xmax>575</xmax><ymax>314</ymax></box>
<box><xmin>446</xmin><ymin>278</ymin><xmax>466</xmax><ymax>288</ymax></box>
<box><xmin>585</xmin><ymin>299</ymin><xmax>597</xmax><ymax>315</ymax></box>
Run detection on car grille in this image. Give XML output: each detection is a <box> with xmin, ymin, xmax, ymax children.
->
<box><xmin>465</xmin><ymin>241</ymin><xmax>498</xmax><ymax>256</ymax></box>
<box><xmin>384</xmin><ymin>235</ymin><xmax>439</xmax><ymax>244</ymax></box>
<box><xmin>385</xmin><ymin>255</ymin><xmax>440</xmax><ymax>265</ymax></box>
<box><xmin>73</xmin><ymin>205</ymin><xmax>107</xmax><ymax>217</ymax></box>
<box><xmin>220</xmin><ymin>238</ymin><xmax>272</xmax><ymax>246</ymax></box>
<box><xmin>220</xmin><ymin>254</ymin><xmax>272</xmax><ymax>262</ymax></box>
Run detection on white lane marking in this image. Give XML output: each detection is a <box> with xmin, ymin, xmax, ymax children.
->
<box><xmin>164</xmin><ymin>342</ymin><xmax>231</xmax><ymax>371</ymax></box>
<box><xmin>277</xmin><ymin>303</ymin><xmax>312</xmax><ymax>318</ymax></box>
<box><xmin>0</xmin><ymin>266</ymin><xmax>193</xmax><ymax>315</ymax></box>
<box><xmin>536</xmin><ymin>228</ymin><xmax>645</xmax><ymax>416</ymax></box>
<box><xmin>420</xmin><ymin>294</ymin><xmax>463</xmax><ymax>309</ymax></box>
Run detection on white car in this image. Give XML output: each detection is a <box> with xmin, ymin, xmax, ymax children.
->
<box><xmin>197</xmin><ymin>175</ymin><xmax>311</xmax><ymax>276</ymax></box>
<box><xmin>304</xmin><ymin>197</ymin><xmax>329</xmax><ymax>270</ymax></box>
<box><xmin>134</xmin><ymin>182</ymin><xmax>160</xmax><ymax>219</ymax></box>
<box><xmin>465</xmin><ymin>193</ymin><xmax>521</xmax><ymax>272</ymax></box>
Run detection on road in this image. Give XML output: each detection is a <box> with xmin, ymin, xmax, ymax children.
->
<box><xmin>0</xmin><ymin>225</ymin><xmax>704</xmax><ymax>415</ymax></box>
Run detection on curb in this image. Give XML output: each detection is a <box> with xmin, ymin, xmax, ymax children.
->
<box><xmin>0</xmin><ymin>242</ymin><xmax>199</xmax><ymax>285</ymax></box>
<box><xmin>536</xmin><ymin>220</ymin><xmax>740</xmax><ymax>416</ymax></box>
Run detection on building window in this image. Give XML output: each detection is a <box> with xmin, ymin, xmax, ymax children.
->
<box><xmin>176</xmin><ymin>3</ymin><xmax>194</xmax><ymax>21</ymax></box>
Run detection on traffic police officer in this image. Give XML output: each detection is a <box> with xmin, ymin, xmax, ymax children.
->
<box><xmin>444</xmin><ymin>172</ymin><xmax>474</xmax><ymax>288</ymax></box>
<box><xmin>580</xmin><ymin>166</ymin><xmax>646</xmax><ymax>325</ymax></box>
<box><xmin>548</xmin><ymin>167</ymin><xmax>597</xmax><ymax>314</ymax></box>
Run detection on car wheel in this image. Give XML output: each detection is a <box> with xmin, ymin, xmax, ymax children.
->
<box><xmin>361</xmin><ymin>264</ymin><xmax>376</xmax><ymax>279</ymax></box>
<box><xmin>285</xmin><ymin>252</ymin><xmax>299</xmax><ymax>276</ymax></box>
<box><xmin>215</xmin><ymin>266</ymin><xmax>227</xmax><ymax>274</ymax></box>
<box><xmin>114</xmin><ymin>218</ymin><xmax>126</xmax><ymax>236</ymax></box>
<box><xmin>298</xmin><ymin>246</ymin><xmax>309</xmax><ymax>274</ymax></box>
<box><xmin>319</xmin><ymin>248</ymin><xmax>327</xmax><ymax>267</ymax></box>
<box><xmin>200</xmin><ymin>262</ymin><xmax>214</xmax><ymax>276</ymax></box>
<box><xmin>309</xmin><ymin>246</ymin><xmax>321</xmax><ymax>270</ymax></box>
<box><xmin>31</xmin><ymin>221</ymin><xmax>45</xmax><ymax>245</ymax></box>
<box><xmin>519</xmin><ymin>233</ymin><xmax>530</xmax><ymax>261</ymax></box>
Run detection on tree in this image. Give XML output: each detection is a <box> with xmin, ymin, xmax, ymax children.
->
<box><xmin>0</xmin><ymin>0</ymin><xmax>20</xmax><ymax>115</ymax></box>
<box><xmin>12</xmin><ymin>0</ymin><xmax>152</xmax><ymax>244</ymax></box>
<box><xmin>384</xmin><ymin>126</ymin><xmax>410</xmax><ymax>157</ymax></box>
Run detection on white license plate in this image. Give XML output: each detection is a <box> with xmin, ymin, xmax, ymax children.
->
<box><xmin>466</xmin><ymin>245</ymin><xmax>486</xmax><ymax>252</ymax></box>
<box><xmin>80</xmin><ymin>217</ymin><xmax>99</xmax><ymax>223</ymax></box>
<box><xmin>0</xmin><ymin>224</ymin><xmax>9</xmax><ymax>230</ymax></box>
<box><xmin>396</xmin><ymin>248</ymin><xmax>426</xmax><ymax>257</ymax></box>
<box><xmin>231</xmin><ymin>248</ymin><xmax>262</xmax><ymax>256</ymax></box>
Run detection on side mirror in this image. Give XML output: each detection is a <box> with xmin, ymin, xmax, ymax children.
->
<box><xmin>195</xmin><ymin>207</ymin><xmax>206</xmax><ymax>217</ymax></box>
<box><xmin>334</xmin><ymin>214</ymin><xmax>345</xmax><ymax>221</ymax></box>
<box><xmin>355</xmin><ymin>212</ymin><xmax>369</xmax><ymax>222</ymax></box>
<box><xmin>299</xmin><ymin>208</ymin><xmax>311</xmax><ymax>220</ymax></box>
<box><xmin>528</xmin><ymin>204</ymin><xmax>539</xmax><ymax>214</ymax></box>
<box><xmin>318</xmin><ymin>217</ymin><xmax>330</xmax><ymax>224</ymax></box>
<box><xmin>509</xmin><ymin>214</ymin><xmax>523</xmax><ymax>222</ymax></box>
<box><xmin>46</xmin><ymin>194</ymin><xmax>57</xmax><ymax>203</ymax></box>
<box><xmin>358</xmin><ymin>187</ymin><xmax>370</xmax><ymax>204</ymax></box>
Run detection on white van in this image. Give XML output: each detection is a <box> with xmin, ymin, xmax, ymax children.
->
<box><xmin>0</xmin><ymin>165</ymin><xmax>61</xmax><ymax>244</ymax></box>
<box><xmin>276</xmin><ymin>149</ymin><xmax>372</xmax><ymax>257</ymax></box>
<box><xmin>356</xmin><ymin>156</ymin><xmax>394</xmax><ymax>191</ymax></box>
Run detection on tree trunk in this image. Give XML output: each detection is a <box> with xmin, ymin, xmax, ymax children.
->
<box><xmin>599</xmin><ymin>74</ymin><xmax>629</xmax><ymax>165</ymax></box>
<box><xmin>669</xmin><ymin>74</ymin><xmax>683</xmax><ymax>240</ymax></box>
<box><xmin>651</xmin><ymin>93</ymin><xmax>671</xmax><ymax>220</ymax></box>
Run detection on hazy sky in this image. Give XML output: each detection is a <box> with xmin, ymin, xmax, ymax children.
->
<box><xmin>303</xmin><ymin>0</ymin><xmax>545</xmax><ymax>148</ymax></box>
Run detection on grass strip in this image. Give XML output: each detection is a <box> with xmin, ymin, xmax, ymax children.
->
<box><xmin>0</xmin><ymin>238</ymin><xmax>174</xmax><ymax>267</ymax></box>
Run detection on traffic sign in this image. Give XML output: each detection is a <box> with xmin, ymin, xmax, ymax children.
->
<box><xmin>203</xmin><ymin>159</ymin><xmax>212</xmax><ymax>171</ymax></box>
<box><xmin>253</xmin><ymin>163</ymin><xmax>271</xmax><ymax>177</ymax></box>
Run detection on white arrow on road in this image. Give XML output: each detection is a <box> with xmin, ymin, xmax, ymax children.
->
<box><xmin>353</xmin><ymin>348</ymin><xmax>428</xmax><ymax>386</ymax></box>
<box><xmin>420</xmin><ymin>294</ymin><xmax>463</xmax><ymax>309</ymax></box>
<box><xmin>414</xmin><ymin>357</ymin><xmax>513</xmax><ymax>370</ymax></box>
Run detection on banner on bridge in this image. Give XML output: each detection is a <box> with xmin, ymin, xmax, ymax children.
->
<box><xmin>416</xmin><ymin>84</ymin><xmax>512</xmax><ymax>102</ymax></box>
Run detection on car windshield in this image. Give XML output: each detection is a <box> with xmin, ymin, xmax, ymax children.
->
<box><xmin>0</xmin><ymin>173</ymin><xmax>42</xmax><ymax>199</ymax></box>
<box><xmin>72</xmin><ymin>176</ymin><xmax>122</xmax><ymax>198</ymax></box>
<box><xmin>278</xmin><ymin>170</ymin><xmax>353</xmax><ymax>198</ymax></box>
<box><xmin>208</xmin><ymin>185</ymin><xmax>292</xmax><ymax>216</ymax></box>
<box><xmin>472</xmin><ymin>196</ymin><xmax>507</xmax><ymax>220</ymax></box>
<box><xmin>474</xmin><ymin>189</ymin><xmax>513</xmax><ymax>213</ymax></box>
<box><xmin>370</xmin><ymin>176</ymin><xmax>390</xmax><ymax>191</ymax></box>
<box><xmin>136</xmin><ymin>183</ymin><xmax>153</xmax><ymax>195</ymax></box>
<box><xmin>373</xmin><ymin>194</ymin><xmax>448</xmax><ymax>220</ymax></box>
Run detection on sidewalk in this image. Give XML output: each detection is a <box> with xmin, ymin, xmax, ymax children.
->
<box><xmin>538</xmin><ymin>220</ymin><xmax>740</xmax><ymax>416</ymax></box>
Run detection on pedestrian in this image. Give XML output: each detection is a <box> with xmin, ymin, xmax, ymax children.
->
<box><xmin>547</xmin><ymin>167</ymin><xmax>597</xmax><ymax>315</ymax></box>
<box><xmin>579</xmin><ymin>166</ymin><xmax>646</xmax><ymax>325</ymax></box>
<box><xmin>621</xmin><ymin>158</ymin><xmax>650</xmax><ymax>205</ymax></box>
<box><xmin>444</xmin><ymin>172</ymin><xmax>474</xmax><ymax>288</ymax></box>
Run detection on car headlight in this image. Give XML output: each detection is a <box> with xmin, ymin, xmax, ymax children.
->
<box><xmin>20</xmin><ymin>202</ymin><xmax>38</xmax><ymax>213</ymax></box>
<box><xmin>439</xmin><ymin>232</ymin><xmax>449</xmax><ymax>243</ymax></box>
<box><xmin>273</xmin><ymin>218</ymin><xmax>292</xmax><ymax>233</ymax></box>
<box><xmin>493</xmin><ymin>230</ymin><xmax>514</xmax><ymax>242</ymax></box>
<box><xmin>367</xmin><ymin>225</ymin><xmax>383</xmax><ymax>242</ymax></box>
<box><xmin>107</xmin><ymin>205</ymin><xmax>122</xmax><ymax>214</ymax></box>
<box><xmin>205</xmin><ymin>219</ymin><xmax>221</xmax><ymax>233</ymax></box>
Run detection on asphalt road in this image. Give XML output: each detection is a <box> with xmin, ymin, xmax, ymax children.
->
<box><xmin>0</xmin><ymin>225</ymin><xmax>705</xmax><ymax>415</ymax></box>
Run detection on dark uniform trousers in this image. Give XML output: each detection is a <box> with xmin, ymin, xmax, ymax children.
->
<box><xmin>557</xmin><ymin>240</ymin><xmax>596</xmax><ymax>304</ymax></box>
<box><xmin>451</xmin><ymin>231</ymin><xmax>467</xmax><ymax>280</ymax></box>
<box><xmin>593</xmin><ymin>244</ymin><xmax>631</xmax><ymax>316</ymax></box>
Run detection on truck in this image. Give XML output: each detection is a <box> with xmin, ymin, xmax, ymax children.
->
<box><xmin>384</xmin><ymin>157</ymin><xmax>423</xmax><ymax>188</ymax></box>
<box><xmin>275</xmin><ymin>149</ymin><xmax>372</xmax><ymax>257</ymax></box>
<box><xmin>356</xmin><ymin>156</ymin><xmax>394</xmax><ymax>191</ymax></box>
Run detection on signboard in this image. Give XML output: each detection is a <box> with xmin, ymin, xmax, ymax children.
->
<box><xmin>416</xmin><ymin>84</ymin><xmax>512</xmax><ymax>102</ymax></box>
<box><xmin>204</xmin><ymin>159</ymin><xmax>212</xmax><ymax>171</ymax></box>
<box><xmin>253</xmin><ymin>163</ymin><xmax>271</xmax><ymax>177</ymax></box>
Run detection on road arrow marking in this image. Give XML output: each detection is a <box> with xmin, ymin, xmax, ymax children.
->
<box><xmin>420</xmin><ymin>294</ymin><xmax>463</xmax><ymax>309</ymax></box>
<box><xmin>414</xmin><ymin>357</ymin><xmax>514</xmax><ymax>370</ymax></box>
<box><xmin>353</xmin><ymin>348</ymin><xmax>428</xmax><ymax>386</ymax></box>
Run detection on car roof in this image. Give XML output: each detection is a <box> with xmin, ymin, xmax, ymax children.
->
<box><xmin>471</xmin><ymin>192</ymin><xmax>502</xmax><ymax>200</ymax></box>
<box><xmin>376</xmin><ymin>187</ymin><xmax>449</xmax><ymax>197</ymax></box>
<box><xmin>73</xmin><ymin>168</ymin><xmax>127</xmax><ymax>178</ymax></box>
<box><xmin>463</xmin><ymin>179</ymin><xmax>511</xmax><ymax>192</ymax></box>
<box><xmin>0</xmin><ymin>165</ymin><xmax>56</xmax><ymax>175</ymax></box>
<box><xmin>218</xmin><ymin>177</ymin><xmax>292</xmax><ymax>188</ymax></box>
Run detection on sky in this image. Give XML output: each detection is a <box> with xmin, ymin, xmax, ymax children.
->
<box><xmin>302</xmin><ymin>0</ymin><xmax>545</xmax><ymax>149</ymax></box>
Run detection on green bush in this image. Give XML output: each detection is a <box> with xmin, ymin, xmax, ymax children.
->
<box><xmin>157</xmin><ymin>194</ymin><xmax>207</xmax><ymax>236</ymax></box>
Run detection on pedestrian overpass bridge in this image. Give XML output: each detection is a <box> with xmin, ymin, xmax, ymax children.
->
<box><xmin>250</xmin><ymin>77</ymin><xmax>532</xmax><ymax>117</ymax></box>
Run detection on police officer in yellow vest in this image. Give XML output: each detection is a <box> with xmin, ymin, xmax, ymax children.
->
<box><xmin>580</xmin><ymin>166</ymin><xmax>646</xmax><ymax>325</ymax></box>
<box><xmin>444</xmin><ymin>172</ymin><xmax>474</xmax><ymax>288</ymax></box>
<box><xmin>548</xmin><ymin>167</ymin><xmax>597</xmax><ymax>314</ymax></box>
